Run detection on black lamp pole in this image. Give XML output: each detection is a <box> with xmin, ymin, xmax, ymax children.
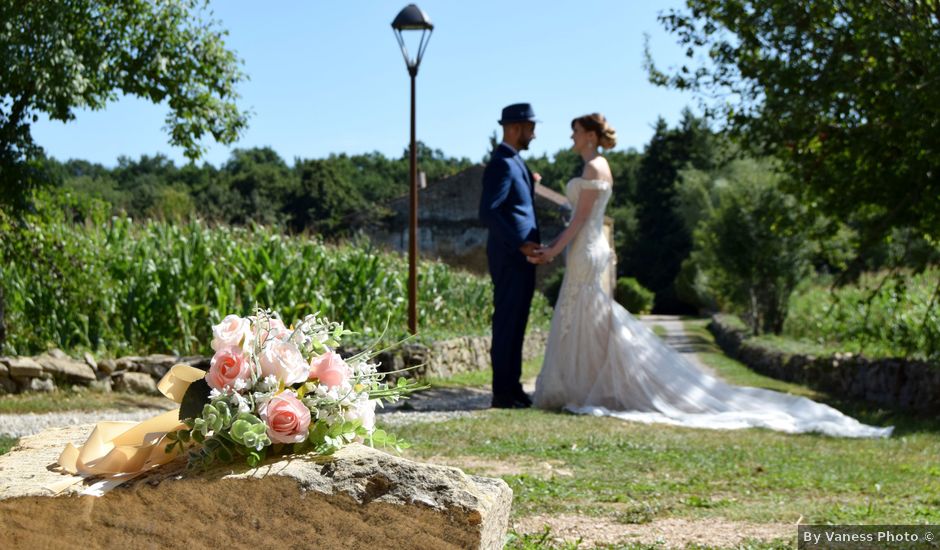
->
<box><xmin>392</xmin><ymin>4</ymin><xmax>433</xmax><ymax>335</ymax></box>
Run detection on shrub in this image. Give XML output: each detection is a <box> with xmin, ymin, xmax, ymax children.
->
<box><xmin>615</xmin><ymin>277</ymin><xmax>654</xmax><ymax>314</ymax></box>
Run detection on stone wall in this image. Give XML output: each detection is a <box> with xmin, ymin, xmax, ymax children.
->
<box><xmin>708</xmin><ymin>314</ymin><xmax>940</xmax><ymax>414</ymax></box>
<box><xmin>0</xmin><ymin>330</ymin><xmax>547</xmax><ymax>395</ymax></box>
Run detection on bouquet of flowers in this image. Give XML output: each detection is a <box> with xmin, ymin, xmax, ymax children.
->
<box><xmin>163</xmin><ymin>310</ymin><xmax>423</xmax><ymax>469</ymax></box>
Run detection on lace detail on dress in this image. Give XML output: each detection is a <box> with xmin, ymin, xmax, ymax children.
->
<box><xmin>556</xmin><ymin>178</ymin><xmax>614</xmax><ymax>341</ymax></box>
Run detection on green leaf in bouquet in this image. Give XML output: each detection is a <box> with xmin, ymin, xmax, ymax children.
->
<box><xmin>179</xmin><ymin>377</ymin><xmax>211</xmax><ymax>422</ymax></box>
<box><xmin>178</xmin><ymin>429</ymin><xmax>191</xmax><ymax>444</ymax></box>
<box><xmin>229</xmin><ymin>413</ymin><xmax>270</xmax><ymax>450</ymax></box>
<box><xmin>246</xmin><ymin>447</ymin><xmax>267</xmax><ymax>468</ymax></box>
<box><xmin>191</xmin><ymin>429</ymin><xmax>205</xmax><ymax>444</ymax></box>
<box><xmin>203</xmin><ymin>402</ymin><xmax>233</xmax><ymax>433</ymax></box>
<box><xmin>216</xmin><ymin>442</ymin><xmax>234</xmax><ymax>463</ymax></box>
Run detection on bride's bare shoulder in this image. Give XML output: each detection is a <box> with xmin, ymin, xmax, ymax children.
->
<box><xmin>582</xmin><ymin>157</ymin><xmax>613</xmax><ymax>183</ymax></box>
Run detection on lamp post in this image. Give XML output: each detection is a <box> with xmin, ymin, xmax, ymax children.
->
<box><xmin>391</xmin><ymin>4</ymin><xmax>433</xmax><ymax>335</ymax></box>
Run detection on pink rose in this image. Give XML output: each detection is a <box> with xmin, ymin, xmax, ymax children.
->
<box><xmin>308</xmin><ymin>350</ymin><xmax>351</xmax><ymax>388</ymax></box>
<box><xmin>211</xmin><ymin>314</ymin><xmax>252</xmax><ymax>352</ymax></box>
<box><xmin>260</xmin><ymin>391</ymin><xmax>311</xmax><ymax>444</ymax></box>
<box><xmin>259</xmin><ymin>340</ymin><xmax>309</xmax><ymax>385</ymax></box>
<box><xmin>207</xmin><ymin>347</ymin><xmax>252</xmax><ymax>392</ymax></box>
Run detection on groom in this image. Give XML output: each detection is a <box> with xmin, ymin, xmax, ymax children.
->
<box><xmin>479</xmin><ymin>103</ymin><xmax>544</xmax><ymax>409</ymax></box>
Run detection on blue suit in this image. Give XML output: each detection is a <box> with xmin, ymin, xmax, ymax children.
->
<box><xmin>479</xmin><ymin>143</ymin><xmax>540</xmax><ymax>399</ymax></box>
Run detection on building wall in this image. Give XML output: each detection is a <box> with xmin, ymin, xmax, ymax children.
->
<box><xmin>366</xmin><ymin>164</ymin><xmax>616</xmax><ymax>290</ymax></box>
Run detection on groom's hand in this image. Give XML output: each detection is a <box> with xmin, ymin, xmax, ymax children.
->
<box><xmin>519</xmin><ymin>241</ymin><xmax>543</xmax><ymax>258</ymax></box>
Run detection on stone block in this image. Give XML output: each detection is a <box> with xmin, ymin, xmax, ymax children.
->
<box><xmin>97</xmin><ymin>358</ymin><xmax>117</xmax><ymax>375</ymax></box>
<box><xmin>35</xmin><ymin>356</ymin><xmax>96</xmax><ymax>383</ymax></box>
<box><xmin>113</xmin><ymin>372</ymin><xmax>159</xmax><ymax>395</ymax></box>
<box><xmin>5</xmin><ymin>357</ymin><xmax>43</xmax><ymax>378</ymax></box>
<box><xmin>0</xmin><ymin>426</ymin><xmax>512</xmax><ymax>550</ymax></box>
<box><xmin>27</xmin><ymin>377</ymin><xmax>55</xmax><ymax>393</ymax></box>
<box><xmin>82</xmin><ymin>352</ymin><xmax>98</xmax><ymax>372</ymax></box>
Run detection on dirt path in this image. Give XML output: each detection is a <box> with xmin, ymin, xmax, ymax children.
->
<box><xmin>639</xmin><ymin>314</ymin><xmax>717</xmax><ymax>375</ymax></box>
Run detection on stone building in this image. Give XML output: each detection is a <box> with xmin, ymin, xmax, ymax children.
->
<box><xmin>366</xmin><ymin>164</ymin><xmax>616</xmax><ymax>289</ymax></box>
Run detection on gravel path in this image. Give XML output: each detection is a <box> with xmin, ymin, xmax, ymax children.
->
<box><xmin>0</xmin><ymin>317</ymin><xmax>710</xmax><ymax>438</ymax></box>
<box><xmin>639</xmin><ymin>314</ymin><xmax>717</xmax><ymax>375</ymax></box>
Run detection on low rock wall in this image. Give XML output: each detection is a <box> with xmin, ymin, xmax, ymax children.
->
<box><xmin>708</xmin><ymin>315</ymin><xmax>939</xmax><ymax>414</ymax></box>
<box><xmin>0</xmin><ymin>330</ymin><xmax>547</xmax><ymax>395</ymax></box>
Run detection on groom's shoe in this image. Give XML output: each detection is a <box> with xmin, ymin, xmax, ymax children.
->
<box><xmin>514</xmin><ymin>391</ymin><xmax>533</xmax><ymax>407</ymax></box>
<box><xmin>491</xmin><ymin>394</ymin><xmax>531</xmax><ymax>409</ymax></box>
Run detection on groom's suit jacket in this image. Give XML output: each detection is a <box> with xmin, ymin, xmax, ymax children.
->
<box><xmin>479</xmin><ymin>143</ymin><xmax>540</xmax><ymax>264</ymax></box>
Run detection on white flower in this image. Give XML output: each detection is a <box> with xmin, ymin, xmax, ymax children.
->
<box><xmin>346</xmin><ymin>396</ymin><xmax>377</xmax><ymax>433</ymax></box>
<box><xmin>259</xmin><ymin>340</ymin><xmax>309</xmax><ymax>385</ymax></box>
<box><xmin>211</xmin><ymin>314</ymin><xmax>252</xmax><ymax>353</ymax></box>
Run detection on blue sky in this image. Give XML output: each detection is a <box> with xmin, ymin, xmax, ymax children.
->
<box><xmin>31</xmin><ymin>1</ymin><xmax>697</xmax><ymax>167</ymax></box>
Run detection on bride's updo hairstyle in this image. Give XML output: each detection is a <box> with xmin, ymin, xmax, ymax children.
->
<box><xmin>572</xmin><ymin>113</ymin><xmax>617</xmax><ymax>150</ymax></box>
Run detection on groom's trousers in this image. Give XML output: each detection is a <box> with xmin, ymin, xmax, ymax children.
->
<box><xmin>488</xmin><ymin>253</ymin><xmax>536</xmax><ymax>398</ymax></box>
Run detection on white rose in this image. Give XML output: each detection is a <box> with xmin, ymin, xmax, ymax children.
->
<box><xmin>347</xmin><ymin>396</ymin><xmax>377</xmax><ymax>433</ymax></box>
<box><xmin>211</xmin><ymin>314</ymin><xmax>252</xmax><ymax>352</ymax></box>
<box><xmin>259</xmin><ymin>340</ymin><xmax>309</xmax><ymax>385</ymax></box>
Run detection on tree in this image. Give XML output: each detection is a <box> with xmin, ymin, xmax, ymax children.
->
<box><xmin>289</xmin><ymin>159</ymin><xmax>366</xmax><ymax>237</ymax></box>
<box><xmin>223</xmin><ymin>147</ymin><xmax>294</xmax><ymax>225</ymax></box>
<box><xmin>0</xmin><ymin>0</ymin><xmax>248</xmax><ymax>209</ymax></box>
<box><xmin>648</xmin><ymin>0</ymin><xmax>940</xmax><ymax>266</ymax></box>
<box><xmin>691</xmin><ymin>163</ymin><xmax>814</xmax><ymax>334</ymax></box>
<box><xmin>628</xmin><ymin>113</ymin><xmax>720</xmax><ymax>313</ymax></box>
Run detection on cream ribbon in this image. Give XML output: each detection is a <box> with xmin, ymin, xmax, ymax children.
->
<box><xmin>57</xmin><ymin>364</ymin><xmax>207</xmax><ymax>479</ymax></box>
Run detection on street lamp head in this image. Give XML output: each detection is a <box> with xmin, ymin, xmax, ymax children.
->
<box><xmin>392</xmin><ymin>4</ymin><xmax>433</xmax><ymax>75</ymax></box>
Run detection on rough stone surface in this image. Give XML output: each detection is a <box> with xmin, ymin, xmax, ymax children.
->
<box><xmin>0</xmin><ymin>425</ymin><xmax>513</xmax><ymax>550</ymax></box>
<box><xmin>83</xmin><ymin>352</ymin><xmax>98</xmax><ymax>372</ymax></box>
<box><xmin>5</xmin><ymin>357</ymin><xmax>43</xmax><ymax>378</ymax></box>
<box><xmin>97</xmin><ymin>359</ymin><xmax>116</xmax><ymax>375</ymax></box>
<box><xmin>35</xmin><ymin>355</ymin><xmax>97</xmax><ymax>382</ymax></box>
<box><xmin>88</xmin><ymin>378</ymin><xmax>112</xmax><ymax>393</ymax></box>
<box><xmin>26</xmin><ymin>378</ymin><xmax>55</xmax><ymax>393</ymax></box>
<box><xmin>113</xmin><ymin>372</ymin><xmax>159</xmax><ymax>395</ymax></box>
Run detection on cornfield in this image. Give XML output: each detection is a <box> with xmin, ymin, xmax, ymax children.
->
<box><xmin>1</xmin><ymin>202</ymin><xmax>551</xmax><ymax>356</ymax></box>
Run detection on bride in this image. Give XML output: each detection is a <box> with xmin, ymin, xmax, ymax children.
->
<box><xmin>530</xmin><ymin>113</ymin><xmax>891</xmax><ymax>438</ymax></box>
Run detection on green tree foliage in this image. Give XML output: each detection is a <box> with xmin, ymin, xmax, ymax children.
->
<box><xmin>223</xmin><ymin>147</ymin><xmax>294</xmax><ymax>225</ymax></box>
<box><xmin>628</xmin><ymin>112</ymin><xmax>722</xmax><ymax>312</ymax></box>
<box><xmin>0</xmin><ymin>0</ymin><xmax>248</xmax><ymax>209</ymax></box>
<box><xmin>649</xmin><ymin>0</ymin><xmax>940</xmax><ymax>265</ymax></box>
<box><xmin>690</xmin><ymin>163</ymin><xmax>814</xmax><ymax>334</ymax></box>
<box><xmin>289</xmin><ymin>159</ymin><xmax>365</xmax><ymax>235</ymax></box>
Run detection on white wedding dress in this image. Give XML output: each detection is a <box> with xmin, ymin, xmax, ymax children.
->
<box><xmin>532</xmin><ymin>177</ymin><xmax>892</xmax><ymax>438</ymax></box>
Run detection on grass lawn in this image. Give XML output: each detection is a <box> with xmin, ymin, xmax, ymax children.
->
<box><xmin>392</xmin><ymin>319</ymin><xmax>939</xmax><ymax>547</ymax></box>
<box><xmin>2</xmin><ymin>321</ymin><xmax>936</xmax><ymax>548</ymax></box>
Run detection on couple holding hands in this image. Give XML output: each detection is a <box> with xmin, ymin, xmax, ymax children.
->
<box><xmin>478</xmin><ymin>102</ymin><xmax>891</xmax><ymax>438</ymax></box>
